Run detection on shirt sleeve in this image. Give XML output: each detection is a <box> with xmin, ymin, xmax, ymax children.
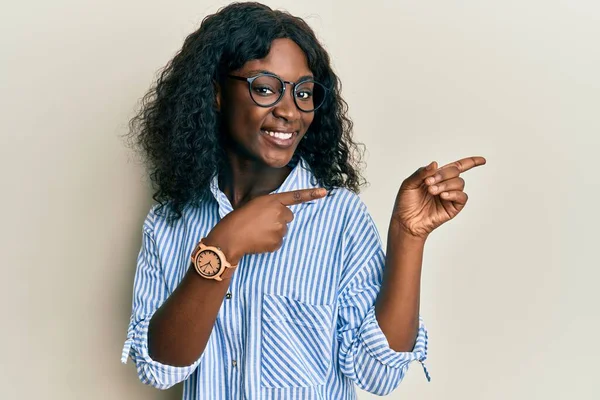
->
<box><xmin>121</xmin><ymin>208</ymin><xmax>202</xmax><ymax>389</ymax></box>
<box><xmin>337</xmin><ymin>200</ymin><xmax>430</xmax><ymax>396</ymax></box>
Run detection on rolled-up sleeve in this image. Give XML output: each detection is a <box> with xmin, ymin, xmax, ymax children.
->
<box><xmin>121</xmin><ymin>209</ymin><xmax>201</xmax><ymax>389</ymax></box>
<box><xmin>337</xmin><ymin>202</ymin><xmax>430</xmax><ymax>395</ymax></box>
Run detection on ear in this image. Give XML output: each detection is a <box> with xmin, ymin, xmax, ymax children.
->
<box><xmin>213</xmin><ymin>80</ymin><xmax>222</xmax><ymax>112</ymax></box>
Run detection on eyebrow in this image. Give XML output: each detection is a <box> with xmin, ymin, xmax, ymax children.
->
<box><xmin>246</xmin><ymin>69</ymin><xmax>314</xmax><ymax>82</ymax></box>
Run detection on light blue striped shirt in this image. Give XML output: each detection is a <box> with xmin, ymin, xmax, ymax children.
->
<box><xmin>122</xmin><ymin>158</ymin><xmax>430</xmax><ymax>399</ymax></box>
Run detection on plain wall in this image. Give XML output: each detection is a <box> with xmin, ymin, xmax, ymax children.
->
<box><xmin>2</xmin><ymin>1</ymin><xmax>598</xmax><ymax>399</ymax></box>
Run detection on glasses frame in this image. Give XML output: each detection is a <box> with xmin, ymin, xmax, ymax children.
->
<box><xmin>227</xmin><ymin>72</ymin><xmax>329</xmax><ymax>113</ymax></box>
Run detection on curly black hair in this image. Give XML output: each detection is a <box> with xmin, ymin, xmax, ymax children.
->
<box><xmin>127</xmin><ymin>2</ymin><xmax>365</xmax><ymax>219</ymax></box>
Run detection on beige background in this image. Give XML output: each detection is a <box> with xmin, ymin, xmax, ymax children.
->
<box><xmin>2</xmin><ymin>0</ymin><xmax>598</xmax><ymax>399</ymax></box>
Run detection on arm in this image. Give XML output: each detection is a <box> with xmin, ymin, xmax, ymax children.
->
<box><xmin>337</xmin><ymin>202</ymin><xmax>429</xmax><ymax>396</ymax></box>
<box><xmin>374</xmin><ymin>221</ymin><xmax>426</xmax><ymax>352</ymax></box>
<box><xmin>146</xmin><ymin>233</ymin><xmax>241</xmax><ymax>367</ymax></box>
<box><xmin>342</xmin><ymin>156</ymin><xmax>484</xmax><ymax>393</ymax></box>
<box><xmin>378</xmin><ymin>156</ymin><xmax>486</xmax><ymax>352</ymax></box>
<box><xmin>121</xmin><ymin>213</ymin><xmax>241</xmax><ymax>389</ymax></box>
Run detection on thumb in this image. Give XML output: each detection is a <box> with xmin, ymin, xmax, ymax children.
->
<box><xmin>403</xmin><ymin>161</ymin><xmax>438</xmax><ymax>189</ymax></box>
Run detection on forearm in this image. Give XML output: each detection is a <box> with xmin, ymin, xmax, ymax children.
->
<box><xmin>146</xmin><ymin>266</ymin><xmax>228</xmax><ymax>366</ymax></box>
<box><xmin>375</xmin><ymin>220</ymin><xmax>425</xmax><ymax>352</ymax></box>
<box><xmin>148</xmin><ymin>233</ymin><xmax>242</xmax><ymax>367</ymax></box>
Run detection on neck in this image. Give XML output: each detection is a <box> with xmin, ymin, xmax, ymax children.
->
<box><xmin>219</xmin><ymin>153</ymin><xmax>292</xmax><ymax>209</ymax></box>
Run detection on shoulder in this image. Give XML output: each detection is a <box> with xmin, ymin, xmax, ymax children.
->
<box><xmin>319</xmin><ymin>187</ymin><xmax>374</xmax><ymax>230</ymax></box>
<box><xmin>141</xmin><ymin>201</ymin><xmax>198</xmax><ymax>236</ymax></box>
<box><xmin>325</xmin><ymin>187</ymin><xmax>369</xmax><ymax>213</ymax></box>
<box><xmin>323</xmin><ymin>189</ymin><xmax>383</xmax><ymax>265</ymax></box>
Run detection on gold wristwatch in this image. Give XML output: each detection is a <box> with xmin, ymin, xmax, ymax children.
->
<box><xmin>190</xmin><ymin>240</ymin><xmax>237</xmax><ymax>281</ymax></box>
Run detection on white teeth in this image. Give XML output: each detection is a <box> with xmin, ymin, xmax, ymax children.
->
<box><xmin>265</xmin><ymin>130</ymin><xmax>293</xmax><ymax>140</ymax></box>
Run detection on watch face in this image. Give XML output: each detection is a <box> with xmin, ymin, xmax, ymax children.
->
<box><xmin>196</xmin><ymin>249</ymin><xmax>222</xmax><ymax>277</ymax></box>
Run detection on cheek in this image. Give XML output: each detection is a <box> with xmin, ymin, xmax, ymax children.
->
<box><xmin>302</xmin><ymin>114</ymin><xmax>315</xmax><ymax>133</ymax></box>
<box><xmin>226</xmin><ymin>105</ymin><xmax>266</xmax><ymax>136</ymax></box>
<box><xmin>223</xmin><ymin>88</ymin><xmax>262</xmax><ymax>134</ymax></box>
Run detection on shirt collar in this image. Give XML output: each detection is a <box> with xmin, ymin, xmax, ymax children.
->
<box><xmin>209</xmin><ymin>157</ymin><xmax>320</xmax><ymax>219</ymax></box>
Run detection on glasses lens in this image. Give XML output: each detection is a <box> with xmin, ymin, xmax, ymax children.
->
<box><xmin>250</xmin><ymin>75</ymin><xmax>283</xmax><ymax>106</ymax></box>
<box><xmin>295</xmin><ymin>80</ymin><xmax>326</xmax><ymax>112</ymax></box>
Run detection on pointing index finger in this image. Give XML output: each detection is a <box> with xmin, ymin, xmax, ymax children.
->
<box><xmin>273</xmin><ymin>188</ymin><xmax>327</xmax><ymax>206</ymax></box>
<box><xmin>440</xmin><ymin>156</ymin><xmax>487</xmax><ymax>173</ymax></box>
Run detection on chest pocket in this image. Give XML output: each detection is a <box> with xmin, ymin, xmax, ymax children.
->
<box><xmin>260</xmin><ymin>293</ymin><xmax>334</xmax><ymax>388</ymax></box>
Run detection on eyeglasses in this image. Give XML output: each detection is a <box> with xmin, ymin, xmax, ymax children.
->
<box><xmin>227</xmin><ymin>72</ymin><xmax>328</xmax><ymax>112</ymax></box>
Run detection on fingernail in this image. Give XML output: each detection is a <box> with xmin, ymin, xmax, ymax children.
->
<box><xmin>431</xmin><ymin>185</ymin><xmax>438</xmax><ymax>193</ymax></box>
<box><xmin>426</xmin><ymin>162</ymin><xmax>434</xmax><ymax>170</ymax></box>
<box><xmin>426</xmin><ymin>177</ymin><xmax>435</xmax><ymax>185</ymax></box>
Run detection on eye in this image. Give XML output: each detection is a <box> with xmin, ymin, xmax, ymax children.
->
<box><xmin>296</xmin><ymin>90</ymin><xmax>313</xmax><ymax>100</ymax></box>
<box><xmin>253</xmin><ymin>85</ymin><xmax>277</xmax><ymax>96</ymax></box>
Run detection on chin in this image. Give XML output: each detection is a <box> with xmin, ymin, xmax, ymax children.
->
<box><xmin>261</xmin><ymin>150</ymin><xmax>296</xmax><ymax>169</ymax></box>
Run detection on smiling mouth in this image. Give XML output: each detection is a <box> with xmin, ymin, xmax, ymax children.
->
<box><xmin>261</xmin><ymin>130</ymin><xmax>297</xmax><ymax>140</ymax></box>
<box><xmin>259</xmin><ymin>129</ymin><xmax>299</xmax><ymax>148</ymax></box>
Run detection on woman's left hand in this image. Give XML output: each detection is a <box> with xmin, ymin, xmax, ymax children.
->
<box><xmin>392</xmin><ymin>156</ymin><xmax>487</xmax><ymax>239</ymax></box>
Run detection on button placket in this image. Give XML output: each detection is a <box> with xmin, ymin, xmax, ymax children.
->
<box><xmin>223</xmin><ymin>260</ymin><xmax>244</xmax><ymax>399</ymax></box>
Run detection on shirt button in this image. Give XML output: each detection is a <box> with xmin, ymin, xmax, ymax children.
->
<box><xmin>225</xmin><ymin>293</ymin><xmax>232</xmax><ymax>299</ymax></box>
<box><xmin>232</xmin><ymin>360</ymin><xmax>237</xmax><ymax>367</ymax></box>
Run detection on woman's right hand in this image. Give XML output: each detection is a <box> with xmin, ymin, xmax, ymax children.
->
<box><xmin>204</xmin><ymin>188</ymin><xmax>327</xmax><ymax>264</ymax></box>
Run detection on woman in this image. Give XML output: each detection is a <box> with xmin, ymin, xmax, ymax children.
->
<box><xmin>122</xmin><ymin>2</ymin><xmax>486</xmax><ymax>399</ymax></box>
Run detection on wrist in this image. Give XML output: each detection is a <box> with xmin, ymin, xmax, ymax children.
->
<box><xmin>204</xmin><ymin>231</ymin><xmax>243</xmax><ymax>265</ymax></box>
<box><xmin>388</xmin><ymin>220</ymin><xmax>427</xmax><ymax>249</ymax></box>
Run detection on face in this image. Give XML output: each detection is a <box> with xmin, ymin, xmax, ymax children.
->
<box><xmin>219</xmin><ymin>38</ymin><xmax>315</xmax><ymax>168</ymax></box>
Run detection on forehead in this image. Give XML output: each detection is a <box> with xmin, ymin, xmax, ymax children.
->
<box><xmin>238</xmin><ymin>38</ymin><xmax>312</xmax><ymax>81</ymax></box>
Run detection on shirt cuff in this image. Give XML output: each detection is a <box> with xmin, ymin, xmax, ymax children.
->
<box><xmin>358</xmin><ymin>307</ymin><xmax>430</xmax><ymax>381</ymax></box>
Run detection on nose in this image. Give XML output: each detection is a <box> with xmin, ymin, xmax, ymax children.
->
<box><xmin>272</xmin><ymin>86</ymin><xmax>300</xmax><ymax>122</ymax></box>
